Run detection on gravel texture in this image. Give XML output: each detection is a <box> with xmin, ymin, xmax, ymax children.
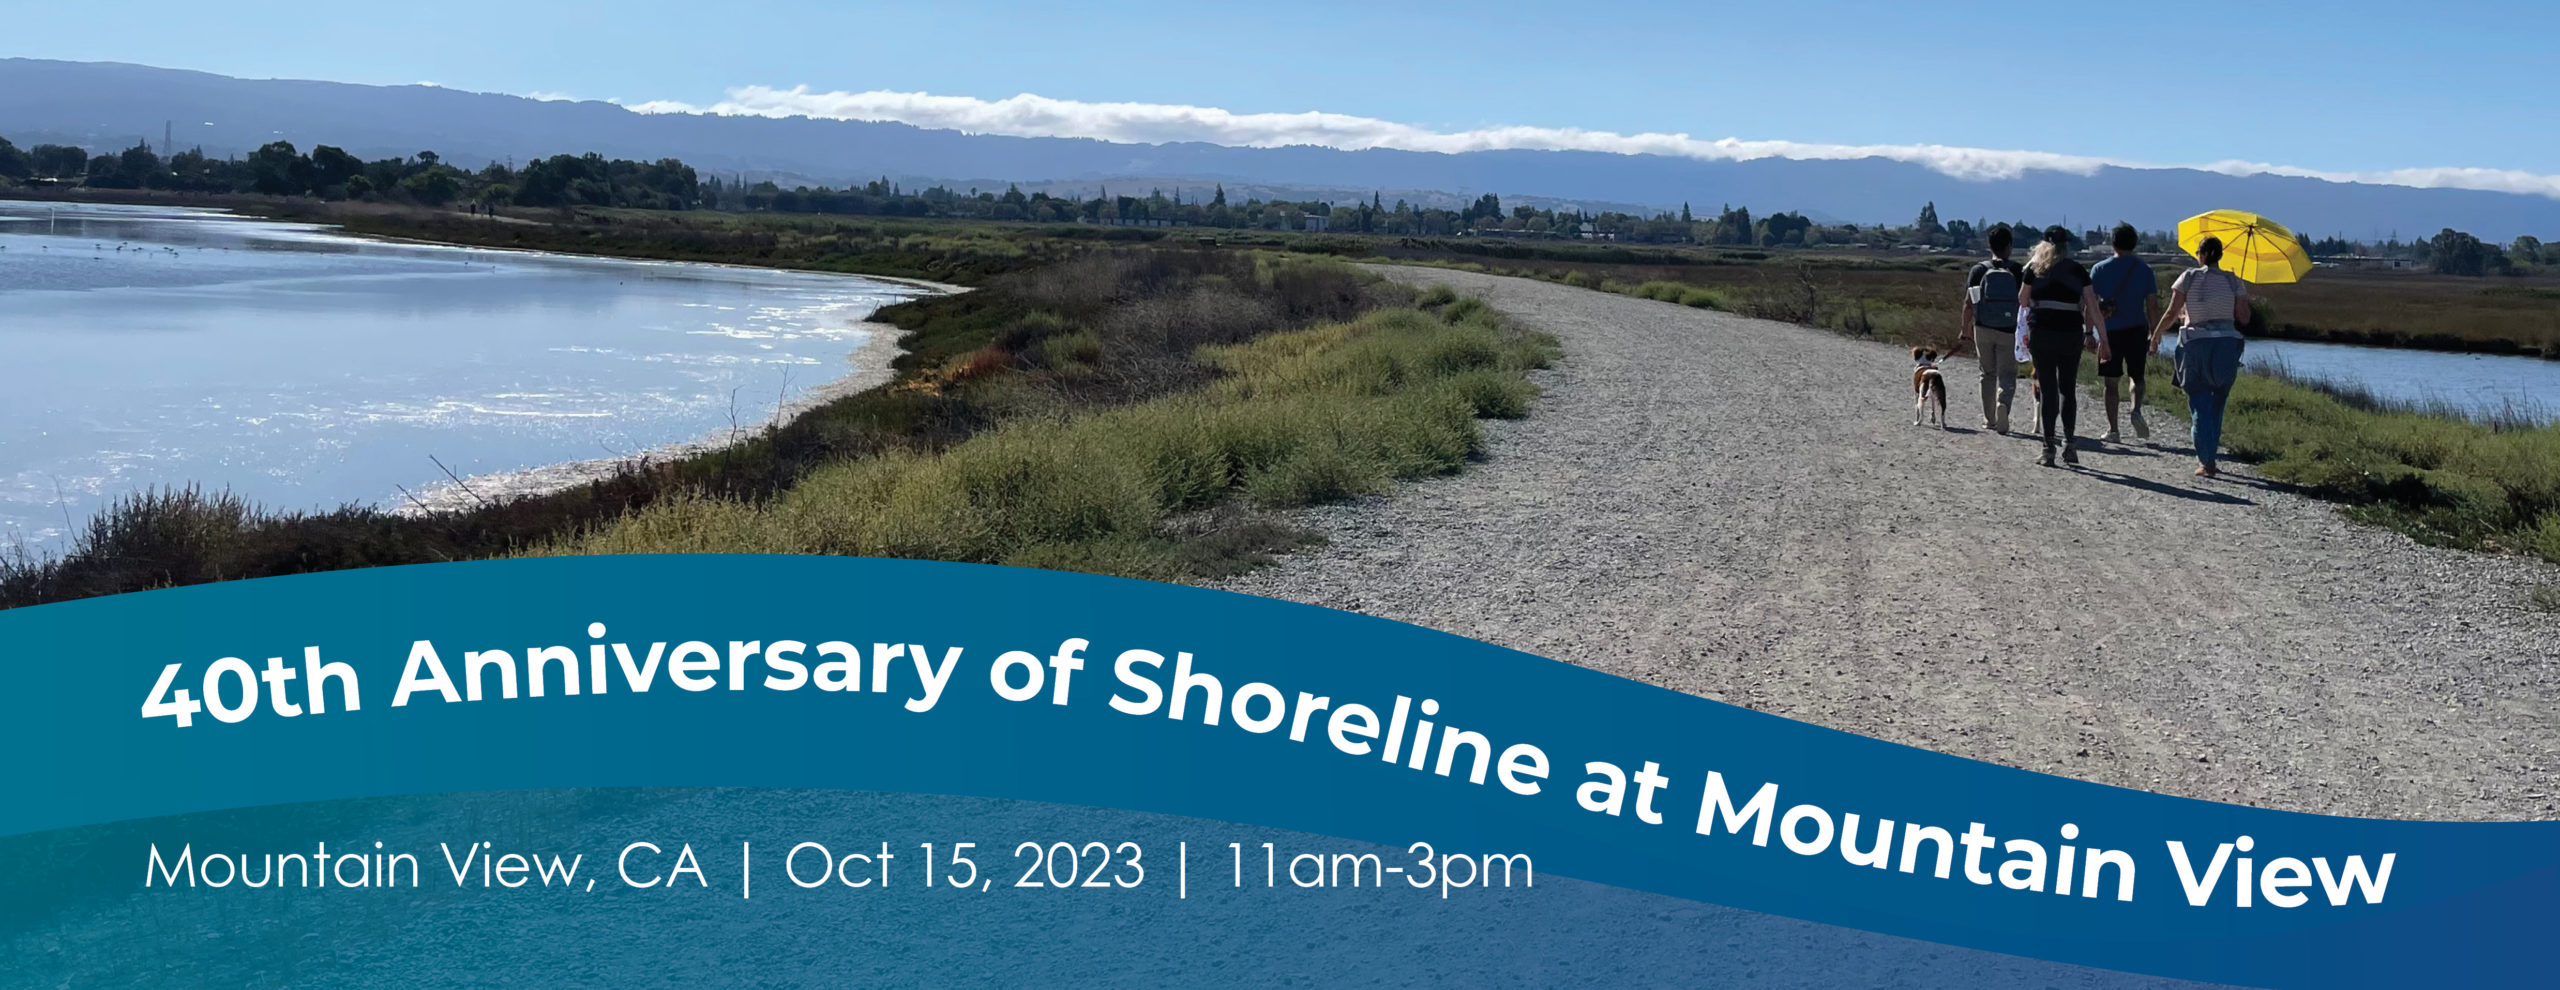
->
<box><xmin>1221</xmin><ymin>266</ymin><xmax>2560</xmax><ymax>822</ymax></box>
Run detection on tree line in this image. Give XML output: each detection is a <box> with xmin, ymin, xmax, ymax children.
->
<box><xmin>0</xmin><ymin>135</ymin><xmax>699</xmax><ymax>210</ymax></box>
<box><xmin>2</xmin><ymin>133</ymin><xmax>2546</xmax><ymax>276</ymax></box>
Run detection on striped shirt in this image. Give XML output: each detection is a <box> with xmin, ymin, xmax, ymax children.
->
<box><xmin>2173</xmin><ymin>267</ymin><xmax>2248</xmax><ymax>328</ymax></box>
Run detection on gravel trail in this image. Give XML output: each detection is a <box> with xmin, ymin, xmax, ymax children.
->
<box><xmin>1222</xmin><ymin>266</ymin><xmax>2560</xmax><ymax>822</ymax></box>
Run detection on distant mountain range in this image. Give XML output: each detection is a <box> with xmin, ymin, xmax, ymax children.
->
<box><xmin>5</xmin><ymin>58</ymin><xmax>2554</xmax><ymax>241</ymax></box>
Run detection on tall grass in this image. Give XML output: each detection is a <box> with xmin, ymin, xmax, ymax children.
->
<box><xmin>539</xmin><ymin>305</ymin><xmax>1558</xmax><ymax>580</ymax></box>
<box><xmin>1612</xmin><ymin>280</ymin><xmax>1726</xmax><ymax>310</ymax></box>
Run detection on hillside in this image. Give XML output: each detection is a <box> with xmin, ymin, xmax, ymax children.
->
<box><xmin>5</xmin><ymin>58</ymin><xmax>2555</xmax><ymax>239</ymax></box>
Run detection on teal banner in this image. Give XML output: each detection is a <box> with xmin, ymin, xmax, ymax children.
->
<box><xmin>1</xmin><ymin>555</ymin><xmax>2550</xmax><ymax>987</ymax></box>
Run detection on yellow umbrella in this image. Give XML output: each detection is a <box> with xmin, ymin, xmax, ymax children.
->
<box><xmin>2177</xmin><ymin>209</ymin><xmax>2313</xmax><ymax>284</ymax></box>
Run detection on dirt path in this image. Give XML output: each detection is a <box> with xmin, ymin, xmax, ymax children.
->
<box><xmin>1221</xmin><ymin>266</ymin><xmax>2560</xmax><ymax>822</ymax></box>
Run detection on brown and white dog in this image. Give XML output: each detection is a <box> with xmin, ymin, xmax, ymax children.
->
<box><xmin>1911</xmin><ymin>347</ymin><xmax>1949</xmax><ymax>429</ymax></box>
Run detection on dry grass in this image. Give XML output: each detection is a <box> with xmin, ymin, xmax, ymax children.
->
<box><xmin>537</xmin><ymin>304</ymin><xmax>1558</xmax><ymax>579</ymax></box>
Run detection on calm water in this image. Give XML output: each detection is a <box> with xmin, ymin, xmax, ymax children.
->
<box><xmin>0</xmin><ymin>203</ymin><xmax>927</xmax><ymax>552</ymax></box>
<box><xmin>2229</xmin><ymin>337</ymin><xmax>2560</xmax><ymax>420</ymax></box>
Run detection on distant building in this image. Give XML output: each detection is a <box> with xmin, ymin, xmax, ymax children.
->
<box><xmin>1304</xmin><ymin>214</ymin><xmax>1329</xmax><ymax>232</ymax></box>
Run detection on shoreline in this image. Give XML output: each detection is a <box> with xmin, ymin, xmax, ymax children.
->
<box><xmin>4</xmin><ymin>195</ymin><xmax>976</xmax><ymax>295</ymax></box>
<box><xmin>14</xmin><ymin>197</ymin><xmax>959</xmax><ymax>517</ymax></box>
<box><xmin>397</xmin><ymin>306</ymin><xmax>933</xmax><ymax>515</ymax></box>
<box><xmin>1</xmin><ymin>195</ymin><xmax>967</xmax><ymax>543</ymax></box>
<box><xmin>326</xmin><ymin>221</ymin><xmax>974</xmax><ymax>296</ymax></box>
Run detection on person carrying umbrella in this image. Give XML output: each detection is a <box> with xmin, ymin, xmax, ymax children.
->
<box><xmin>2155</xmin><ymin>209</ymin><xmax>2310</xmax><ymax>477</ymax></box>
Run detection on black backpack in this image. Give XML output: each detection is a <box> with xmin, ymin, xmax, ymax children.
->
<box><xmin>1970</xmin><ymin>261</ymin><xmax>2021</xmax><ymax>330</ymax></box>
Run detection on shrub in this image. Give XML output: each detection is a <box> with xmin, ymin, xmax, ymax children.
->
<box><xmin>1441</xmin><ymin>369</ymin><xmax>1539</xmax><ymax>419</ymax></box>
<box><xmin>1439</xmin><ymin>296</ymin><xmax>1491</xmax><ymax>324</ymax></box>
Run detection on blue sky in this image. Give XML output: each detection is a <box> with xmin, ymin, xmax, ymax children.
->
<box><xmin>9</xmin><ymin>0</ymin><xmax>2555</xmax><ymax>178</ymax></box>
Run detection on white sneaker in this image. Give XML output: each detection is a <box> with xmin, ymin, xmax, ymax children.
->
<box><xmin>2100</xmin><ymin>429</ymin><xmax>2122</xmax><ymax>443</ymax></box>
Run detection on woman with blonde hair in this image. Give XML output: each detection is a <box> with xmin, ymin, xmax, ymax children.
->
<box><xmin>2016</xmin><ymin>226</ymin><xmax>2108</xmax><ymax>466</ymax></box>
<box><xmin>2153</xmin><ymin>236</ymin><xmax>2251</xmax><ymax>476</ymax></box>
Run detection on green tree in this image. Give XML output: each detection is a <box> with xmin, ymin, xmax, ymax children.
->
<box><xmin>2513</xmin><ymin>235</ymin><xmax>2544</xmax><ymax>265</ymax></box>
<box><xmin>2428</xmin><ymin>228</ymin><xmax>2496</xmax><ymax>276</ymax></box>
<box><xmin>0</xmin><ymin>137</ymin><xmax>27</xmax><ymax>180</ymax></box>
<box><xmin>1712</xmin><ymin>205</ymin><xmax>1753</xmax><ymax>245</ymax></box>
<box><xmin>307</xmin><ymin>145</ymin><xmax>364</xmax><ymax>197</ymax></box>
<box><xmin>1756</xmin><ymin>211</ymin><xmax>1813</xmax><ymax>247</ymax></box>
<box><xmin>116</xmin><ymin>143</ymin><xmax>162</xmax><ymax>188</ymax></box>
<box><xmin>247</xmin><ymin>141</ymin><xmax>311</xmax><ymax>195</ymax></box>
<box><xmin>399</xmin><ymin>166</ymin><xmax>460</xmax><ymax>205</ymax></box>
<box><xmin>1914</xmin><ymin>201</ymin><xmax>1944</xmax><ymax>244</ymax></box>
<box><xmin>30</xmin><ymin>143</ymin><xmax>88</xmax><ymax>179</ymax></box>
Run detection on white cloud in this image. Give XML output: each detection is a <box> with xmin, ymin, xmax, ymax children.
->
<box><xmin>621</xmin><ymin>86</ymin><xmax>2560</xmax><ymax>198</ymax></box>
<box><xmin>2193</xmin><ymin>160</ymin><xmax>2560</xmax><ymax>198</ymax></box>
<box><xmin>526</xmin><ymin>91</ymin><xmax>581</xmax><ymax>103</ymax></box>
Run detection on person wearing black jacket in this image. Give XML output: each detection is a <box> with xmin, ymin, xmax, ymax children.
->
<box><xmin>2015</xmin><ymin>226</ymin><xmax>2108</xmax><ymax>467</ymax></box>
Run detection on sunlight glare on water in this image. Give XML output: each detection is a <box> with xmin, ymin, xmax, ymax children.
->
<box><xmin>0</xmin><ymin>203</ymin><xmax>928</xmax><ymax>553</ymax></box>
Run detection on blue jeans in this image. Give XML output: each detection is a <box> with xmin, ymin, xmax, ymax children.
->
<box><xmin>2178</xmin><ymin>335</ymin><xmax>2245</xmax><ymax>467</ymax></box>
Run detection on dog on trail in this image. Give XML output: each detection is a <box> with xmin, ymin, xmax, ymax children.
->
<box><xmin>1911</xmin><ymin>347</ymin><xmax>1949</xmax><ymax>429</ymax></box>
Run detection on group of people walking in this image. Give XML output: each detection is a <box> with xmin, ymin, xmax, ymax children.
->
<box><xmin>1953</xmin><ymin>222</ymin><xmax>2252</xmax><ymax>476</ymax></box>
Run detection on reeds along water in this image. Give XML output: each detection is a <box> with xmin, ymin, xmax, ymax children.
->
<box><xmin>2246</xmin><ymin>353</ymin><xmax>2554</xmax><ymax>432</ymax></box>
<box><xmin>2203</xmin><ymin>355</ymin><xmax>2560</xmax><ymax>562</ymax></box>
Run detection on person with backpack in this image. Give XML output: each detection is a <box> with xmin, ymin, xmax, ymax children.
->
<box><xmin>2153</xmin><ymin>236</ymin><xmax>2251</xmax><ymax>477</ymax></box>
<box><xmin>2088</xmin><ymin>223</ymin><xmax>2159</xmax><ymax>442</ymax></box>
<box><xmin>2019</xmin><ymin>226</ymin><xmax>2107</xmax><ymax>467</ymax></box>
<box><xmin>1955</xmin><ymin>224</ymin><xmax>2025</xmax><ymax>433</ymax></box>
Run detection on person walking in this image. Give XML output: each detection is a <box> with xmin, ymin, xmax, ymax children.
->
<box><xmin>2088</xmin><ymin>223</ymin><xmax>2159</xmax><ymax>442</ymax></box>
<box><xmin>2018</xmin><ymin>226</ymin><xmax>2107</xmax><ymax>467</ymax></box>
<box><xmin>2154</xmin><ymin>236</ymin><xmax>2251</xmax><ymax>477</ymax></box>
<box><xmin>1956</xmin><ymin>224</ymin><xmax>2026</xmax><ymax>433</ymax></box>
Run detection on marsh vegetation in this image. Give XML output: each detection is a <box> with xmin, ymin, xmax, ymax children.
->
<box><xmin>0</xmin><ymin>240</ymin><xmax>1553</xmax><ymax>607</ymax></box>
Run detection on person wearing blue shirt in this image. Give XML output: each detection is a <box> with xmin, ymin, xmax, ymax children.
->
<box><xmin>2087</xmin><ymin>223</ymin><xmax>2159</xmax><ymax>442</ymax></box>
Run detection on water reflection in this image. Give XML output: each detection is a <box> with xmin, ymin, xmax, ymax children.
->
<box><xmin>2230</xmin><ymin>338</ymin><xmax>2558</xmax><ymax>421</ymax></box>
<box><xmin>0</xmin><ymin>203</ymin><xmax>926</xmax><ymax>552</ymax></box>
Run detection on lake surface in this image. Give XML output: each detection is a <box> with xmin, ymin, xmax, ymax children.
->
<box><xmin>0</xmin><ymin>202</ymin><xmax>927</xmax><ymax>553</ymax></box>
<box><xmin>2227</xmin><ymin>337</ymin><xmax>2559</xmax><ymax>421</ymax></box>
